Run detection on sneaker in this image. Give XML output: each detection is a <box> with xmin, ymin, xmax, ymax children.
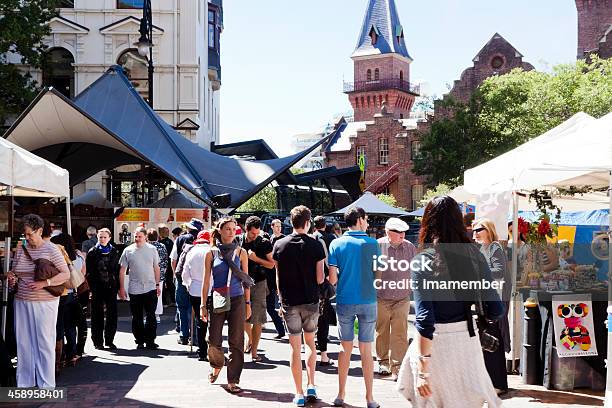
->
<box><xmin>94</xmin><ymin>344</ymin><xmax>104</xmax><ymax>350</ymax></box>
<box><xmin>293</xmin><ymin>394</ymin><xmax>305</xmax><ymax>407</ymax></box>
<box><xmin>146</xmin><ymin>343</ymin><xmax>160</xmax><ymax>350</ymax></box>
<box><xmin>106</xmin><ymin>343</ymin><xmax>117</xmax><ymax>351</ymax></box>
<box><xmin>366</xmin><ymin>402</ymin><xmax>380</xmax><ymax>408</ymax></box>
<box><xmin>136</xmin><ymin>343</ymin><xmax>145</xmax><ymax>349</ymax></box>
<box><xmin>306</xmin><ymin>385</ymin><xmax>318</xmax><ymax>402</ymax></box>
<box><xmin>177</xmin><ymin>337</ymin><xmax>188</xmax><ymax>345</ymax></box>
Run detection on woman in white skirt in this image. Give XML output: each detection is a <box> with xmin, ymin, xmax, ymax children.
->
<box><xmin>396</xmin><ymin>197</ymin><xmax>505</xmax><ymax>408</ymax></box>
<box><xmin>7</xmin><ymin>214</ymin><xmax>70</xmax><ymax>388</ymax></box>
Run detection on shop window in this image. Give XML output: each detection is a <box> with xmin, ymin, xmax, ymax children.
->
<box><xmin>379</xmin><ymin>138</ymin><xmax>389</xmax><ymax>165</ymax></box>
<box><xmin>117</xmin><ymin>0</ymin><xmax>144</xmax><ymax>9</ymax></box>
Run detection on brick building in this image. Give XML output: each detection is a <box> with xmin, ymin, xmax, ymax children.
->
<box><xmin>576</xmin><ymin>0</ymin><xmax>612</xmax><ymax>59</ymax></box>
<box><xmin>324</xmin><ymin>0</ymin><xmax>427</xmax><ymax>210</ymax></box>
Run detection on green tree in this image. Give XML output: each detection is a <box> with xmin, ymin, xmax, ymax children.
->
<box><xmin>414</xmin><ymin>57</ymin><xmax>612</xmax><ymax>186</ymax></box>
<box><xmin>237</xmin><ymin>185</ymin><xmax>277</xmax><ymax>212</ymax></box>
<box><xmin>0</xmin><ymin>0</ymin><xmax>59</xmax><ymax>125</ymax></box>
<box><xmin>419</xmin><ymin>183</ymin><xmax>451</xmax><ymax>207</ymax></box>
<box><xmin>376</xmin><ymin>193</ymin><xmax>399</xmax><ymax>208</ymax></box>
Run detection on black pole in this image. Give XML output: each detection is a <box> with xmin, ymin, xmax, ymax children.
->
<box><xmin>140</xmin><ymin>0</ymin><xmax>154</xmax><ymax>108</ymax></box>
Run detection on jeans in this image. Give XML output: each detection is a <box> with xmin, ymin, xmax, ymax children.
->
<box><xmin>189</xmin><ymin>295</ymin><xmax>209</xmax><ymax>358</ymax></box>
<box><xmin>175</xmin><ymin>277</ymin><xmax>191</xmax><ymax>339</ymax></box>
<box><xmin>129</xmin><ymin>290</ymin><xmax>158</xmax><ymax>345</ymax></box>
<box><xmin>91</xmin><ymin>287</ymin><xmax>118</xmax><ymax>347</ymax></box>
<box><xmin>336</xmin><ymin>303</ymin><xmax>377</xmax><ymax>343</ymax></box>
<box><xmin>62</xmin><ymin>292</ymin><xmax>78</xmax><ymax>359</ymax></box>
<box><xmin>266</xmin><ymin>289</ymin><xmax>285</xmax><ymax>337</ymax></box>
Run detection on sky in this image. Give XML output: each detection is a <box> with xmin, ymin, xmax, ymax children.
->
<box><xmin>219</xmin><ymin>0</ymin><xmax>577</xmax><ymax>156</ymax></box>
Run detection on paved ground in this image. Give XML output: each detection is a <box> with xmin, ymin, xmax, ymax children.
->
<box><xmin>13</xmin><ymin>303</ymin><xmax>605</xmax><ymax>407</ymax></box>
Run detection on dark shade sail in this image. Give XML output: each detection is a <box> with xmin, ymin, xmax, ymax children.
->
<box><xmin>4</xmin><ymin>66</ymin><xmax>331</xmax><ymax>209</ymax></box>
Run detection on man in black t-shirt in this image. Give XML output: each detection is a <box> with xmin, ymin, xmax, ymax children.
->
<box><xmin>242</xmin><ymin>216</ymin><xmax>275</xmax><ymax>362</ymax></box>
<box><xmin>273</xmin><ymin>206</ymin><xmax>325</xmax><ymax>405</ymax></box>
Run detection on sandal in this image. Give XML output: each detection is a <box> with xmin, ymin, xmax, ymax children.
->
<box><xmin>208</xmin><ymin>369</ymin><xmax>221</xmax><ymax>384</ymax></box>
<box><xmin>244</xmin><ymin>344</ymin><xmax>252</xmax><ymax>354</ymax></box>
<box><xmin>227</xmin><ymin>384</ymin><xmax>243</xmax><ymax>394</ymax></box>
<box><xmin>251</xmin><ymin>354</ymin><xmax>263</xmax><ymax>362</ymax></box>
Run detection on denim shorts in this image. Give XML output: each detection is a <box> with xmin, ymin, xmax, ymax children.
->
<box><xmin>283</xmin><ymin>303</ymin><xmax>319</xmax><ymax>335</ymax></box>
<box><xmin>336</xmin><ymin>303</ymin><xmax>377</xmax><ymax>343</ymax></box>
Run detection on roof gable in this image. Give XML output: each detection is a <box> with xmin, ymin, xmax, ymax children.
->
<box><xmin>99</xmin><ymin>16</ymin><xmax>164</xmax><ymax>34</ymax></box>
<box><xmin>174</xmin><ymin>118</ymin><xmax>200</xmax><ymax>130</ymax></box>
<box><xmin>49</xmin><ymin>16</ymin><xmax>89</xmax><ymax>34</ymax></box>
<box><xmin>472</xmin><ymin>33</ymin><xmax>523</xmax><ymax>62</ymax></box>
<box><xmin>352</xmin><ymin>0</ymin><xmax>411</xmax><ymax>60</ymax></box>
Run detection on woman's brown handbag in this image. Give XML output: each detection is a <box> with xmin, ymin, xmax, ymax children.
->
<box><xmin>21</xmin><ymin>245</ymin><xmax>65</xmax><ymax>297</ymax></box>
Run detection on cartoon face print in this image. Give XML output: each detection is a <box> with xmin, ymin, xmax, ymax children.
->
<box><xmin>557</xmin><ymin>303</ymin><xmax>588</xmax><ymax>320</ymax></box>
<box><xmin>557</xmin><ymin>303</ymin><xmax>591</xmax><ymax>351</ymax></box>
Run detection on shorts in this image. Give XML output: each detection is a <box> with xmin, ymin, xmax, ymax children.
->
<box><xmin>246</xmin><ymin>280</ymin><xmax>268</xmax><ymax>325</ymax></box>
<box><xmin>336</xmin><ymin>303</ymin><xmax>377</xmax><ymax>343</ymax></box>
<box><xmin>283</xmin><ymin>303</ymin><xmax>319</xmax><ymax>336</ymax></box>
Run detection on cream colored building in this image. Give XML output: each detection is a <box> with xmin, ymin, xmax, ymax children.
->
<box><xmin>12</xmin><ymin>0</ymin><xmax>223</xmax><ymax>197</ymax></box>
<box><xmin>18</xmin><ymin>0</ymin><xmax>221</xmax><ymax>149</ymax></box>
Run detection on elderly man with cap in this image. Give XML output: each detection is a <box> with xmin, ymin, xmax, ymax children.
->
<box><xmin>181</xmin><ymin>230</ymin><xmax>212</xmax><ymax>361</ymax></box>
<box><xmin>170</xmin><ymin>218</ymin><xmax>204</xmax><ymax>345</ymax></box>
<box><xmin>375</xmin><ymin>217</ymin><xmax>416</xmax><ymax>380</ymax></box>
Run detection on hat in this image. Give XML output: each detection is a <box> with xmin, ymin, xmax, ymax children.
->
<box><xmin>385</xmin><ymin>218</ymin><xmax>409</xmax><ymax>232</ymax></box>
<box><xmin>186</xmin><ymin>218</ymin><xmax>203</xmax><ymax>231</ymax></box>
<box><xmin>195</xmin><ymin>230</ymin><xmax>211</xmax><ymax>244</ymax></box>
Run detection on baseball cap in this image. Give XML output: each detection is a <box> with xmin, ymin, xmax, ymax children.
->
<box><xmin>385</xmin><ymin>217</ymin><xmax>409</xmax><ymax>232</ymax></box>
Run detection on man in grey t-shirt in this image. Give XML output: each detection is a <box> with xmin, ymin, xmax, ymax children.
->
<box><xmin>119</xmin><ymin>227</ymin><xmax>161</xmax><ymax>350</ymax></box>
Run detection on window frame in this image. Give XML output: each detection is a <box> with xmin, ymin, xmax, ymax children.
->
<box><xmin>378</xmin><ymin>138</ymin><xmax>389</xmax><ymax>165</ymax></box>
<box><xmin>117</xmin><ymin>0</ymin><xmax>144</xmax><ymax>9</ymax></box>
<box><xmin>411</xmin><ymin>184</ymin><xmax>424</xmax><ymax>210</ymax></box>
<box><xmin>356</xmin><ymin>145</ymin><xmax>367</xmax><ymax>166</ymax></box>
<box><xmin>208</xmin><ymin>8</ymin><xmax>217</xmax><ymax>49</ymax></box>
<box><xmin>411</xmin><ymin>140</ymin><xmax>421</xmax><ymax>160</ymax></box>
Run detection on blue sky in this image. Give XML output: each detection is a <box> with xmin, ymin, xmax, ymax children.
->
<box><xmin>219</xmin><ymin>0</ymin><xmax>577</xmax><ymax>156</ymax></box>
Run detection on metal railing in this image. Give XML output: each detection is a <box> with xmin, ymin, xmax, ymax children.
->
<box><xmin>343</xmin><ymin>78</ymin><xmax>420</xmax><ymax>95</ymax></box>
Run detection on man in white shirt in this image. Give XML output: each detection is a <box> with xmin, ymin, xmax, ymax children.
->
<box><xmin>119</xmin><ymin>227</ymin><xmax>161</xmax><ymax>350</ymax></box>
<box><xmin>181</xmin><ymin>230</ymin><xmax>212</xmax><ymax>361</ymax></box>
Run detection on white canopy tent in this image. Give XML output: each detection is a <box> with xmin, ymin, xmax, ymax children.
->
<box><xmin>464</xmin><ymin>112</ymin><xmax>612</xmax><ymax>384</ymax></box>
<box><xmin>0</xmin><ymin>136</ymin><xmax>71</xmax><ymax>233</ymax></box>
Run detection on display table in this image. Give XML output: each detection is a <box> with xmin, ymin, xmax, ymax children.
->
<box><xmin>519</xmin><ymin>288</ymin><xmax>607</xmax><ymax>391</ymax></box>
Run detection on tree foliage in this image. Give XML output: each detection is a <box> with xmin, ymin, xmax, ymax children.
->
<box><xmin>419</xmin><ymin>183</ymin><xmax>451</xmax><ymax>207</ymax></box>
<box><xmin>414</xmin><ymin>57</ymin><xmax>612</xmax><ymax>187</ymax></box>
<box><xmin>237</xmin><ymin>185</ymin><xmax>277</xmax><ymax>212</ymax></box>
<box><xmin>0</xmin><ymin>0</ymin><xmax>59</xmax><ymax>125</ymax></box>
<box><xmin>376</xmin><ymin>193</ymin><xmax>399</xmax><ymax>208</ymax></box>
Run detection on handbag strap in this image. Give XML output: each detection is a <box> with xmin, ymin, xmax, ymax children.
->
<box><xmin>21</xmin><ymin>244</ymin><xmax>32</xmax><ymax>261</ymax></box>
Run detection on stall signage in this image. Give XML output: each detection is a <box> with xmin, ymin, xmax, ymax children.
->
<box><xmin>552</xmin><ymin>294</ymin><xmax>598</xmax><ymax>358</ymax></box>
<box><xmin>116</xmin><ymin>208</ymin><xmax>150</xmax><ymax>222</ymax></box>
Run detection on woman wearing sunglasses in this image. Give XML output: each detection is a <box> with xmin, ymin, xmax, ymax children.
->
<box><xmin>472</xmin><ymin>218</ymin><xmax>510</xmax><ymax>395</ymax></box>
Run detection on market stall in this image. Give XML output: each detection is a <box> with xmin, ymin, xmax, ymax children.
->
<box><xmin>464</xmin><ymin>112</ymin><xmax>612</xmax><ymax>391</ymax></box>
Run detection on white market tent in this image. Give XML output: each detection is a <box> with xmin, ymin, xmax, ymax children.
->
<box><xmin>329</xmin><ymin>191</ymin><xmax>410</xmax><ymax>217</ymax></box>
<box><xmin>0</xmin><ymin>136</ymin><xmax>71</xmax><ymax>232</ymax></box>
<box><xmin>463</xmin><ymin>112</ymin><xmax>612</xmax><ymax>372</ymax></box>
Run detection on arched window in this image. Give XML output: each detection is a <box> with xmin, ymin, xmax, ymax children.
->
<box><xmin>361</xmin><ymin>96</ymin><xmax>365</xmax><ymax>107</ymax></box>
<box><xmin>118</xmin><ymin>49</ymin><xmax>149</xmax><ymax>103</ymax></box>
<box><xmin>399</xmin><ymin>70</ymin><xmax>404</xmax><ymax>82</ymax></box>
<box><xmin>374</xmin><ymin>68</ymin><xmax>380</xmax><ymax>81</ymax></box>
<box><xmin>355</xmin><ymin>97</ymin><xmax>359</xmax><ymax>108</ymax></box>
<box><xmin>367</xmin><ymin>96</ymin><xmax>370</xmax><ymax>107</ymax></box>
<box><xmin>42</xmin><ymin>48</ymin><xmax>75</xmax><ymax>98</ymax></box>
<box><xmin>367</xmin><ymin>69</ymin><xmax>372</xmax><ymax>81</ymax></box>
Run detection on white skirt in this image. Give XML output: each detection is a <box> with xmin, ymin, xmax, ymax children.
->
<box><xmin>396</xmin><ymin>320</ymin><xmax>502</xmax><ymax>408</ymax></box>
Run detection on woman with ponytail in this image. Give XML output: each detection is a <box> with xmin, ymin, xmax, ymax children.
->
<box><xmin>201</xmin><ymin>217</ymin><xmax>254</xmax><ymax>393</ymax></box>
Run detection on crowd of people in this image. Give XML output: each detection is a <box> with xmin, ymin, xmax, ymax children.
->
<box><xmin>4</xmin><ymin>195</ymin><xmax>512</xmax><ymax>408</ymax></box>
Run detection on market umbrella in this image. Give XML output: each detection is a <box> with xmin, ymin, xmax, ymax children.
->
<box><xmin>72</xmin><ymin>190</ymin><xmax>114</xmax><ymax>209</ymax></box>
<box><xmin>149</xmin><ymin>189</ymin><xmax>205</xmax><ymax>209</ymax></box>
<box><xmin>328</xmin><ymin>192</ymin><xmax>409</xmax><ymax>217</ymax></box>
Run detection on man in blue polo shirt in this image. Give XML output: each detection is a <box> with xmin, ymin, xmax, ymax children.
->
<box><xmin>328</xmin><ymin>207</ymin><xmax>380</xmax><ymax>408</ymax></box>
